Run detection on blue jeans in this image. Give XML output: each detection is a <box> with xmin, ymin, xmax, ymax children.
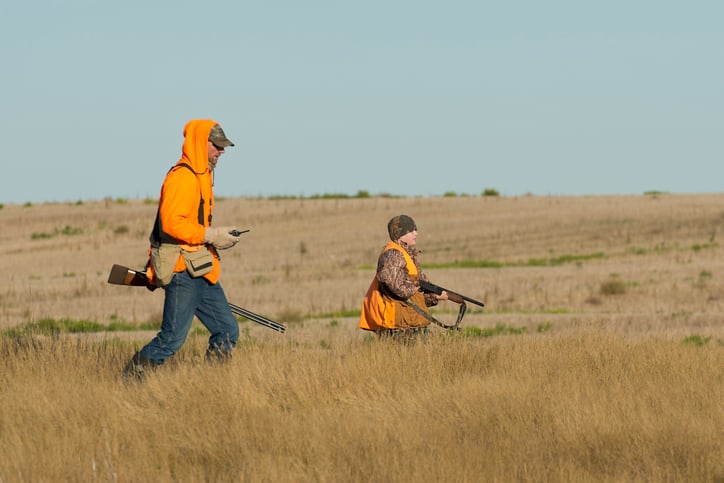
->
<box><xmin>138</xmin><ymin>271</ymin><xmax>239</xmax><ymax>364</ymax></box>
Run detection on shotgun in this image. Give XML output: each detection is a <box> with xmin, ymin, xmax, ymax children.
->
<box><xmin>419</xmin><ymin>280</ymin><xmax>485</xmax><ymax>308</ymax></box>
<box><xmin>107</xmin><ymin>264</ymin><xmax>286</xmax><ymax>333</ymax></box>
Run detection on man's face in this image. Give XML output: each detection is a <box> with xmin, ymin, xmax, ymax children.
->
<box><xmin>207</xmin><ymin>141</ymin><xmax>225</xmax><ymax>171</ymax></box>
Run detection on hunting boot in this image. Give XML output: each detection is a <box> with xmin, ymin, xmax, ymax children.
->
<box><xmin>204</xmin><ymin>347</ymin><xmax>232</xmax><ymax>365</ymax></box>
<box><xmin>123</xmin><ymin>352</ymin><xmax>159</xmax><ymax>381</ymax></box>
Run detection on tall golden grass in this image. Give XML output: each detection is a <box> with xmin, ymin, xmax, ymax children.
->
<box><xmin>0</xmin><ymin>332</ymin><xmax>721</xmax><ymax>481</ymax></box>
<box><xmin>0</xmin><ymin>193</ymin><xmax>723</xmax><ymax>481</ymax></box>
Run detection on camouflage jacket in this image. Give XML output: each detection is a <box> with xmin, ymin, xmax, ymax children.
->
<box><xmin>376</xmin><ymin>241</ymin><xmax>439</xmax><ymax>307</ymax></box>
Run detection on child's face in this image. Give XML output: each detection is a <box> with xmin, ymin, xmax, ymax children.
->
<box><xmin>399</xmin><ymin>229</ymin><xmax>418</xmax><ymax>247</ymax></box>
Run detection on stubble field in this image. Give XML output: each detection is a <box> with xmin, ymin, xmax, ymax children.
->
<box><xmin>0</xmin><ymin>193</ymin><xmax>722</xmax><ymax>481</ymax></box>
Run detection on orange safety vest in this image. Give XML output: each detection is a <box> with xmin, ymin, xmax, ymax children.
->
<box><xmin>359</xmin><ymin>241</ymin><xmax>430</xmax><ymax>331</ymax></box>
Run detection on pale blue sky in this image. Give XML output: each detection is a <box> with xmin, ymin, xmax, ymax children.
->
<box><xmin>1</xmin><ymin>1</ymin><xmax>721</xmax><ymax>204</ymax></box>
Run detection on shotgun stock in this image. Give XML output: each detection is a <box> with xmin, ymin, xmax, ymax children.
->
<box><xmin>107</xmin><ymin>264</ymin><xmax>286</xmax><ymax>333</ymax></box>
<box><xmin>108</xmin><ymin>263</ymin><xmax>156</xmax><ymax>289</ymax></box>
<box><xmin>419</xmin><ymin>280</ymin><xmax>485</xmax><ymax>308</ymax></box>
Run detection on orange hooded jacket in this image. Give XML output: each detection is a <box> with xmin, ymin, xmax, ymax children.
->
<box><xmin>147</xmin><ymin>119</ymin><xmax>221</xmax><ymax>284</ymax></box>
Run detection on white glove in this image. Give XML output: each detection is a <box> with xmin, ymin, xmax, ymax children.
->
<box><xmin>204</xmin><ymin>226</ymin><xmax>241</xmax><ymax>250</ymax></box>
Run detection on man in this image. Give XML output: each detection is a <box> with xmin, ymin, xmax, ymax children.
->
<box><xmin>359</xmin><ymin>214</ymin><xmax>448</xmax><ymax>335</ymax></box>
<box><xmin>124</xmin><ymin>119</ymin><xmax>242</xmax><ymax>379</ymax></box>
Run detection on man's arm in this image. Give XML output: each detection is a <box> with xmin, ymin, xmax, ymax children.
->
<box><xmin>159</xmin><ymin>169</ymin><xmax>206</xmax><ymax>244</ymax></box>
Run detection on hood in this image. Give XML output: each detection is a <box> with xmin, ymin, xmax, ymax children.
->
<box><xmin>178</xmin><ymin>119</ymin><xmax>217</xmax><ymax>174</ymax></box>
<box><xmin>176</xmin><ymin>119</ymin><xmax>217</xmax><ymax>224</ymax></box>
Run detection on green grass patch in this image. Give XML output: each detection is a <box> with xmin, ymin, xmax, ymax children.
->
<box><xmin>4</xmin><ymin>318</ymin><xmax>112</xmax><ymax>337</ymax></box>
<box><xmin>314</xmin><ymin>309</ymin><xmax>360</xmax><ymax>319</ymax></box>
<box><xmin>31</xmin><ymin>225</ymin><xmax>84</xmax><ymax>240</ymax></box>
<box><xmin>426</xmin><ymin>259</ymin><xmax>504</xmax><ymax>269</ymax></box>
<box><xmin>527</xmin><ymin>252</ymin><xmax>606</xmax><ymax>266</ymax></box>
<box><xmin>683</xmin><ymin>335</ymin><xmax>711</xmax><ymax>347</ymax></box>
<box><xmin>462</xmin><ymin>324</ymin><xmax>528</xmax><ymax>338</ymax></box>
<box><xmin>426</xmin><ymin>252</ymin><xmax>605</xmax><ymax>270</ymax></box>
<box><xmin>542</xmin><ymin>308</ymin><xmax>570</xmax><ymax>314</ymax></box>
<box><xmin>691</xmin><ymin>242</ymin><xmax>717</xmax><ymax>252</ymax></box>
<box><xmin>1</xmin><ymin>317</ymin><xmax>159</xmax><ymax>338</ymax></box>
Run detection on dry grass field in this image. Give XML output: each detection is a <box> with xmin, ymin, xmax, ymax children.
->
<box><xmin>0</xmin><ymin>193</ymin><xmax>722</xmax><ymax>481</ymax></box>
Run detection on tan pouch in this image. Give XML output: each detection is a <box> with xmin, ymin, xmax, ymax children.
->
<box><xmin>394</xmin><ymin>292</ymin><xmax>431</xmax><ymax>328</ymax></box>
<box><xmin>151</xmin><ymin>244</ymin><xmax>181</xmax><ymax>287</ymax></box>
<box><xmin>182</xmin><ymin>247</ymin><xmax>214</xmax><ymax>278</ymax></box>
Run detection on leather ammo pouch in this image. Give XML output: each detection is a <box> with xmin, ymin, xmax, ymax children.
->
<box><xmin>151</xmin><ymin>243</ymin><xmax>181</xmax><ymax>287</ymax></box>
<box><xmin>181</xmin><ymin>247</ymin><xmax>214</xmax><ymax>278</ymax></box>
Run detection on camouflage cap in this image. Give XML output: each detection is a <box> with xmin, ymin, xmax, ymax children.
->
<box><xmin>209</xmin><ymin>124</ymin><xmax>234</xmax><ymax>147</ymax></box>
<box><xmin>387</xmin><ymin>214</ymin><xmax>417</xmax><ymax>241</ymax></box>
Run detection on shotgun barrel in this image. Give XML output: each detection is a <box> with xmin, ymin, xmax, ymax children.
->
<box><xmin>107</xmin><ymin>264</ymin><xmax>286</xmax><ymax>333</ymax></box>
<box><xmin>419</xmin><ymin>280</ymin><xmax>485</xmax><ymax>308</ymax></box>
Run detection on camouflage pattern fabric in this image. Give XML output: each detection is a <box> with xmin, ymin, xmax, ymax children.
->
<box><xmin>376</xmin><ymin>241</ymin><xmax>438</xmax><ymax>307</ymax></box>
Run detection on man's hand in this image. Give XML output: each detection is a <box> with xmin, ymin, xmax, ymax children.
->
<box><xmin>204</xmin><ymin>226</ymin><xmax>241</xmax><ymax>250</ymax></box>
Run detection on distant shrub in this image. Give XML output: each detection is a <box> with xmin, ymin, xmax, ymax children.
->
<box><xmin>482</xmin><ymin>188</ymin><xmax>500</xmax><ymax>197</ymax></box>
<box><xmin>309</xmin><ymin>193</ymin><xmax>350</xmax><ymax>199</ymax></box>
<box><xmin>251</xmin><ymin>275</ymin><xmax>271</xmax><ymax>286</ymax></box>
<box><xmin>355</xmin><ymin>190</ymin><xmax>371</xmax><ymax>198</ymax></box>
<box><xmin>443</xmin><ymin>191</ymin><xmax>457</xmax><ymax>197</ymax></box>
<box><xmin>276</xmin><ymin>308</ymin><xmax>304</xmax><ymax>324</ymax></box>
<box><xmin>537</xmin><ymin>322</ymin><xmax>553</xmax><ymax>333</ymax></box>
<box><xmin>585</xmin><ymin>296</ymin><xmax>602</xmax><ymax>305</ymax></box>
<box><xmin>600</xmin><ymin>279</ymin><xmax>627</xmax><ymax>295</ymax></box>
<box><xmin>113</xmin><ymin>225</ymin><xmax>130</xmax><ymax>235</ymax></box>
